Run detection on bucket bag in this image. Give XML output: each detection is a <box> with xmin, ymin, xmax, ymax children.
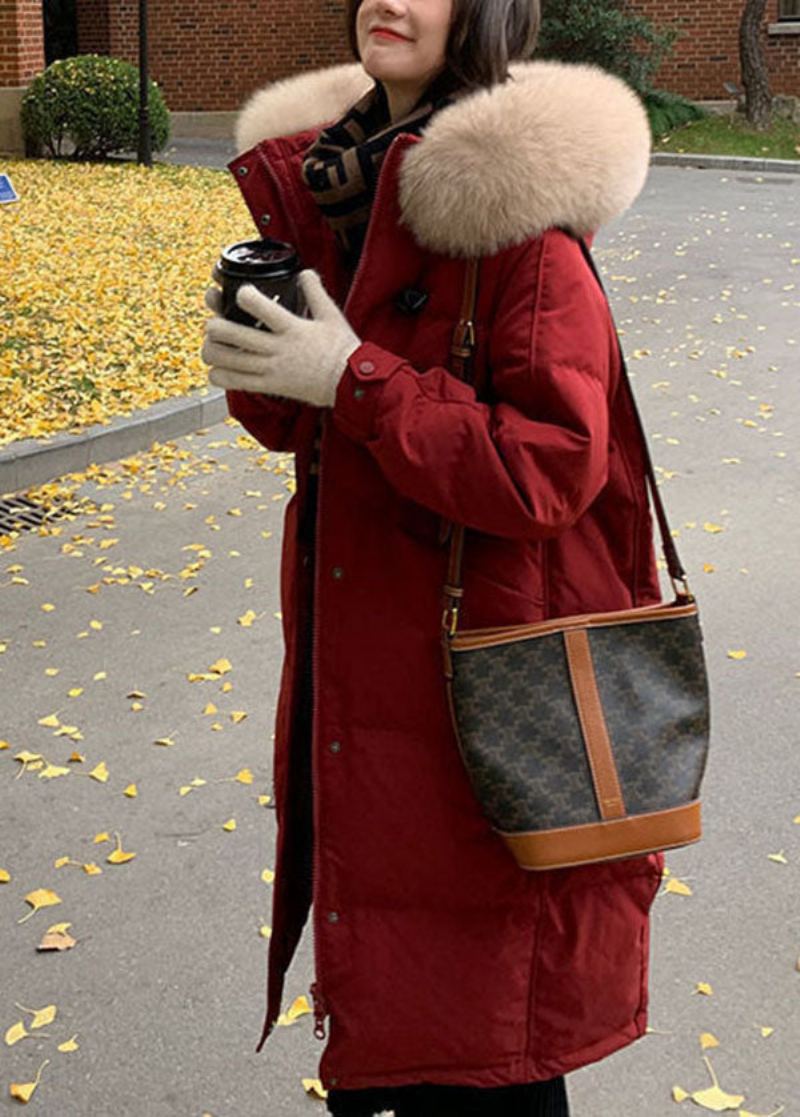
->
<box><xmin>440</xmin><ymin>238</ymin><xmax>711</xmax><ymax>871</ymax></box>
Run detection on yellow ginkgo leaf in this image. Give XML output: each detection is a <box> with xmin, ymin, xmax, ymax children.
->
<box><xmin>700</xmin><ymin>1032</ymin><xmax>719</xmax><ymax>1049</ymax></box>
<box><xmin>93</xmin><ymin>832</ymin><xmax>110</xmax><ymax>843</ymax></box>
<box><xmin>68</xmin><ymin>688</ymin><xmax>83</xmax><ymax>698</ymax></box>
<box><xmin>5</xmin><ymin>1021</ymin><xmax>29</xmax><ymax>1046</ymax></box>
<box><xmin>39</xmin><ymin>764</ymin><xmax>71</xmax><ymax>780</ymax></box>
<box><xmin>258</xmin><ymin>794</ymin><xmax>272</xmax><ymax>807</ymax></box>
<box><xmin>28</xmin><ymin>1005</ymin><xmax>57</xmax><ymax>1030</ymax></box>
<box><xmin>665</xmin><ymin>878</ymin><xmax>693</xmax><ymax>896</ymax></box>
<box><xmin>0</xmin><ymin>868</ymin><xmax>10</xmax><ymax>883</ymax></box>
<box><xmin>83</xmin><ymin>862</ymin><xmax>103</xmax><ymax>875</ymax></box>
<box><xmin>203</xmin><ymin>702</ymin><xmax>218</xmax><ymax>716</ymax></box>
<box><xmin>57</xmin><ymin>1034</ymin><xmax>79</xmax><ymax>1052</ymax></box>
<box><xmin>38</xmin><ymin>929</ymin><xmax>76</xmax><ymax>952</ymax></box>
<box><xmin>179</xmin><ymin>786</ymin><xmax>193</xmax><ymax>796</ymax></box>
<box><xmin>759</xmin><ymin>1026</ymin><xmax>774</xmax><ymax>1038</ymax></box>
<box><xmin>47</xmin><ymin>922</ymin><xmax>72</xmax><ymax>934</ymax></box>
<box><xmin>235</xmin><ymin>768</ymin><xmax>254</xmax><ymax>785</ymax></box>
<box><xmin>54</xmin><ymin>856</ymin><xmax>72</xmax><ymax>868</ymax></box>
<box><xmin>107</xmin><ymin>848</ymin><xmax>136</xmax><ymax>864</ymax></box>
<box><xmin>123</xmin><ymin>784</ymin><xmax>138</xmax><ymax>798</ymax></box>
<box><xmin>191</xmin><ymin>778</ymin><xmax>207</xmax><ymax>787</ymax></box>
<box><xmin>9</xmin><ymin>1058</ymin><xmax>49</xmax><ymax>1102</ymax></box>
<box><xmin>209</xmin><ymin>658</ymin><xmax>232</xmax><ymax>676</ymax></box>
<box><xmin>89</xmin><ymin>761</ymin><xmax>109</xmax><ymax>782</ymax></box>
<box><xmin>695</xmin><ymin>982</ymin><xmax>713</xmax><ymax>996</ymax></box>
<box><xmin>238</xmin><ymin>610</ymin><xmax>258</xmax><ymax>627</ymax></box>
<box><xmin>261</xmin><ymin>868</ymin><xmax>275</xmax><ymax>884</ymax></box>
<box><xmin>301</xmin><ymin>1078</ymin><xmax>328</xmax><ymax>1100</ymax></box>
<box><xmin>739</xmin><ymin>1107</ymin><xmax>785</xmax><ymax>1117</ymax></box>
<box><xmin>727</xmin><ymin>650</ymin><xmax>747</xmax><ymax>661</ymax></box>
<box><xmin>672</xmin><ymin>1085</ymin><xmax>691</xmax><ymax>1102</ymax></box>
<box><xmin>690</xmin><ymin>1057</ymin><xmax>745</xmax><ymax>1112</ymax></box>
<box><xmin>15</xmin><ymin>750</ymin><xmax>44</xmax><ymax>764</ymax></box>
<box><xmin>94</xmin><ymin>671</ymin><xmax>107</xmax><ymax>681</ymax></box>
<box><xmin>107</xmin><ymin>832</ymin><xmax>136</xmax><ymax>865</ymax></box>
<box><xmin>154</xmin><ymin>737</ymin><xmax>175</xmax><ymax>748</ymax></box>
<box><xmin>221</xmin><ymin>681</ymin><xmax>233</xmax><ymax>693</ymax></box>
<box><xmin>231</xmin><ymin>711</ymin><xmax>247</xmax><ymax>724</ymax></box>
<box><xmin>38</xmin><ymin>714</ymin><xmax>60</xmax><ymax>728</ymax></box>
<box><xmin>18</xmin><ymin>888</ymin><xmax>62</xmax><ymax>923</ymax></box>
<box><xmin>276</xmin><ymin>995</ymin><xmax>311</xmax><ymax>1027</ymax></box>
<box><xmin>222</xmin><ymin>819</ymin><xmax>237</xmax><ymax>832</ymax></box>
<box><xmin>260</xmin><ymin>924</ymin><xmax>272</xmax><ymax>939</ymax></box>
<box><xmin>767</xmin><ymin>851</ymin><xmax>788</xmax><ymax>864</ymax></box>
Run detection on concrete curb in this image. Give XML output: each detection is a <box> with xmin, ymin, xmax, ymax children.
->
<box><xmin>651</xmin><ymin>151</ymin><xmax>800</xmax><ymax>174</ymax></box>
<box><xmin>0</xmin><ymin>387</ymin><xmax>228</xmax><ymax>497</ymax></box>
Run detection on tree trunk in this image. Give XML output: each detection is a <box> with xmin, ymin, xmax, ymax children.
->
<box><xmin>740</xmin><ymin>0</ymin><xmax>772</xmax><ymax>129</ymax></box>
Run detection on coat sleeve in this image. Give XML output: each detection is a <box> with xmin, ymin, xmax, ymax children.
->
<box><xmin>225</xmin><ymin>390</ymin><xmax>311</xmax><ymax>453</ymax></box>
<box><xmin>331</xmin><ymin>229</ymin><xmax>617</xmax><ymax>541</ymax></box>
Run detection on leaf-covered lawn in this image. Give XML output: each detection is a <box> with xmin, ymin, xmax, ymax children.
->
<box><xmin>0</xmin><ymin>158</ymin><xmax>253</xmax><ymax>449</ymax></box>
<box><xmin>655</xmin><ymin>113</ymin><xmax>800</xmax><ymax>160</ymax></box>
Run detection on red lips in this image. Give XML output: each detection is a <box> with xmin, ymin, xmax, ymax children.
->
<box><xmin>370</xmin><ymin>27</ymin><xmax>411</xmax><ymax>42</ymax></box>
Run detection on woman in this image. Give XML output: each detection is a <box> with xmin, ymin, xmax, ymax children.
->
<box><xmin>201</xmin><ymin>1</ymin><xmax>665</xmax><ymax>1114</ymax></box>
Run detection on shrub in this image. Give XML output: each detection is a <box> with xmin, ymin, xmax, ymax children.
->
<box><xmin>22</xmin><ymin>54</ymin><xmax>170</xmax><ymax>160</ymax></box>
<box><xmin>644</xmin><ymin>89</ymin><xmax>707</xmax><ymax>139</ymax></box>
<box><xmin>537</xmin><ymin>0</ymin><xmax>679</xmax><ymax>97</ymax></box>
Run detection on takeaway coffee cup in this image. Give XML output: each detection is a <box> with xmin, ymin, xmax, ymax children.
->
<box><xmin>214</xmin><ymin>238</ymin><xmax>307</xmax><ymax>329</ymax></box>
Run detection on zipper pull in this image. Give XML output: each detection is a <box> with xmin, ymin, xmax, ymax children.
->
<box><xmin>310</xmin><ymin>981</ymin><xmax>328</xmax><ymax>1040</ymax></box>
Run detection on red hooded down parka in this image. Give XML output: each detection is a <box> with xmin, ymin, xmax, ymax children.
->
<box><xmin>225</xmin><ymin>59</ymin><xmax>665</xmax><ymax>1091</ymax></box>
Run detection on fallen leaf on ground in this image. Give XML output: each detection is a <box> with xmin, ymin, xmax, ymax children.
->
<box><xmin>301</xmin><ymin>1078</ymin><xmax>328</xmax><ymax>1100</ymax></box>
<box><xmin>9</xmin><ymin>1059</ymin><xmax>49</xmax><ymax>1103</ymax></box>
<box><xmin>18</xmin><ymin>888</ymin><xmax>62</xmax><ymax>923</ymax></box>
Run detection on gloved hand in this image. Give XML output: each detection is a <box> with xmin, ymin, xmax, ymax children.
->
<box><xmin>202</xmin><ymin>270</ymin><xmax>362</xmax><ymax>408</ymax></box>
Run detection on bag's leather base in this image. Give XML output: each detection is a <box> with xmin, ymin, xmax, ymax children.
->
<box><xmin>498</xmin><ymin>799</ymin><xmax>701</xmax><ymax>870</ymax></box>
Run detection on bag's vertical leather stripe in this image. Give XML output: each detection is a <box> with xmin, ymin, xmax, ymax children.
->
<box><xmin>564</xmin><ymin>629</ymin><xmax>626</xmax><ymax>820</ymax></box>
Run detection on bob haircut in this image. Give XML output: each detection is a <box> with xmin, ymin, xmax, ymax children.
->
<box><xmin>345</xmin><ymin>0</ymin><xmax>541</xmax><ymax>91</ymax></box>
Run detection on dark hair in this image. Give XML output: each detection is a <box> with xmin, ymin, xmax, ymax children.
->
<box><xmin>345</xmin><ymin>0</ymin><xmax>541</xmax><ymax>91</ymax></box>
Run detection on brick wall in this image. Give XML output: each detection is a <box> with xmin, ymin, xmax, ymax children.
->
<box><xmin>0</xmin><ymin>0</ymin><xmax>45</xmax><ymax>86</ymax></box>
<box><xmin>7</xmin><ymin>1</ymin><xmax>797</xmax><ymax>108</ymax></box>
<box><xmin>76</xmin><ymin>0</ymin><xmax>351</xmax><ymax>112</ymax></box>
<box><xmin>632</xmin><ymin>0</ymin><xmax>800</xmax><ymax>98</ymax></box>
<box><xmin>76</xmin><ymin>0</ymin><xmax>111</xmax><ymax>56</ymax></box>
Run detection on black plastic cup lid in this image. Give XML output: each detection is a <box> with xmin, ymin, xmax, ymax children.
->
<box><xmin>219</xmin><ymin>238</ymin><xmax>300</xmax><ymax>278</ymax></box>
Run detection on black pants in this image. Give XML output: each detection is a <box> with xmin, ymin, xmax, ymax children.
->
<box><xmin>327</xmin><ymin>1076</ymin><xmax>569</xmax><ymax>1116</ymax></box>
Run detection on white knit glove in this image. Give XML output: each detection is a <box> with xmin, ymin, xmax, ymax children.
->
<box><xmin>202</xmin><ymin>270</ymin><xmax>361</xmax><ymax>408</ymax></box>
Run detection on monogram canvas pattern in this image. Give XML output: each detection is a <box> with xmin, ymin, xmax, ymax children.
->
<box><xmin>449</xmin><ymin>612</ymin><xmax>710</xmax><ymax>833</ymax></box>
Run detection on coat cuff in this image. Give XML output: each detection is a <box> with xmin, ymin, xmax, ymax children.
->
<box><xmin>333</xmin><ymin>341</ymin><xmax>408</xmax><ymax>443</ymax></box>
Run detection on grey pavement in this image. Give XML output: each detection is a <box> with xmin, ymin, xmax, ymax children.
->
<box><xmin>0</xmin><ymin>164</ymin><xmax>799</xmax><ymax>1115</ymax></box>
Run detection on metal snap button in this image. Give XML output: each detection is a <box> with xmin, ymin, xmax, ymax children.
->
<box><xmin>354</xmin><ymin>387</ymin><xmax>365</xmax><ymax>400</ymax></box>
<box><xmin>359</xmin><ymin>360</ymin><xmax>376</xmax><ymax>375</ymax></box>
<box><xmin>332</xmin><ymin>566</ymin><xmax>344</xmax><ymax>580</ymax></box>
<box><xmin>260</xmin><ymin>213</ymin><xmax>272</xmax><ymax>225</ymax></box>
<box><xmin>329</xmin><ymin>740</ymin><xmax>342</xmax><ymax>754</ymax></box>
<box><xmin>327</xmin><ymin>911</ymin><xmax>340</xmax><ymax>924</ymax></box>
<box><xmin>236</xmin><ymin>165</ymin><xmax>249</xmax><ymax>176</ymax></box>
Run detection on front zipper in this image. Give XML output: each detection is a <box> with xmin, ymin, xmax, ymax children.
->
<box><xmin>309</xmin><ymin>413</ymin><xmax>327</xmax><ymax>1041</ymax></box>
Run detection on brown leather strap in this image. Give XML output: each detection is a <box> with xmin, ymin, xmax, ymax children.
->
<box><xmin>441</xmin><ymin>242</ymin><xmax>691</xmax><ymax>638</ymax></box>
<box><xmin>498</xmin><ymin>799</ymin><xmax>702</xmax><ymax>870</ymax></box>
<box><xmin>563</xmin><ymin>629</ymin><xmax>626</xmax><ymax>820</ymax></box>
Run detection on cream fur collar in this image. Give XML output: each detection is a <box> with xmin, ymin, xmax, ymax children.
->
<box><xmin>235</xmin><ymin>60</ymin><xmax>651</xmax><ymax>257</ymax></box>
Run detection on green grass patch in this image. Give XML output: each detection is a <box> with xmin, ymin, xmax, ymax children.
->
<box><xmin>655</xmin><ymin>112</ymin><xmax>800</xmax><ymax>160</ymax></box>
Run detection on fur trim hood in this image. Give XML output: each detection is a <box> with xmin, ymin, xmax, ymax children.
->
<box><xmin>235</xmin><ymin>61</ymin><xmax>651</xmax><ymax>257</ymax></box>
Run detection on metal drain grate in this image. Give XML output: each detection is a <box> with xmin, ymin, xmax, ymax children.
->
<box><xmin>0</xmin><ymin>496</ymin><xmax>71</xmax><ymax>534</ymax></box>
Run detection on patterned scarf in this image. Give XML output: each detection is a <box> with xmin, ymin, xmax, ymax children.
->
<box><xmin>301</xmin><ymin>72</ymin><xmax>466</xmax><ymax>271</ymax></box>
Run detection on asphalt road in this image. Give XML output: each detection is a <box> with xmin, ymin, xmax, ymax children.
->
<box><xmin>0</xmin><ymin>164</ymin><xmax>798</xmax><ymax>1116</ymax></box>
